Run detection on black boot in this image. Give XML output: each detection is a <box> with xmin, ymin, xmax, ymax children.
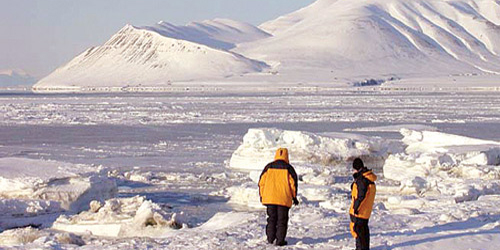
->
<box><xmin>276</xmin><ymin>240</ymin><xmax>288</xmax><ymax>246</ymax></box>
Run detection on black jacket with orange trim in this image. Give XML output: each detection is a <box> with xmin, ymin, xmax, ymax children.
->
<box><xmin>349</xmin><ymin>167</ymin><xmax>377</xmax><ymax>220</ymax></box>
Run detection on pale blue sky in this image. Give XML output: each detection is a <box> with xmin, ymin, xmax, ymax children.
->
<box><xmin>0</xmin><ymin>0</ymin><xmax>313</xmax><ymax>78</ymax></box>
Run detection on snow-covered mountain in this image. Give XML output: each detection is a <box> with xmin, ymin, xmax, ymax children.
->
<box><xmin>146</xmin><ymin>18</ymin><xmax>271</xmax><ymax>50</ymax></box>
<box><xmin>238</xmin><ymin>0</ymin><xmax>500</xmax><ymax>80</ymax></box>
<box><xmin>35</xmin><ymin>22</ymin><xmax>269</xmax><ymax>88</ymax></box>
<box><xmin>35</xmin><ymin>0</ymin><xmax>500</xmax><ymax>89</ymax></box>
<box><xmin>0</xmin><ymin>69</ymin><xmax>36</xmax><ymax>86</ymax></box>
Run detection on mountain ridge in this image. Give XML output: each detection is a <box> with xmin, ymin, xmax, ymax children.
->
<box><xmin>35</xmin><ymin>0</ymin><xmax>500</xmax><ymax>89</ymax></box>
<box><xmin>237</xmin><ymin>0</ymin><xmax>500</xmax><ymax>80</ymax></box>
<box><xmin>35</xmin><ymin>24</ymin><xmax>269</xmax><ymax>88</ymax></box>
<box><xmin>148</xmin><ymin>18</ymin><xmax>271</xmax><ymax>50</ymax></box>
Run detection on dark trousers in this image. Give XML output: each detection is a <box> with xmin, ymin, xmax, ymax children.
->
<box><xmin>266</xmin><ymin>205</ymin><xmax>289</xmax><ymax>244</ymax></box>
<box><xmin>354</xmin><ymin>218</ymin><xmax>370</xmax><ymax>250</ymax></box>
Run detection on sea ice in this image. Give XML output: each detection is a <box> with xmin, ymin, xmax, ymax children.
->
<box><xmin>226</xmin><ymin>182</ymin><xmax>263</xmax><ymax>209</ymax></box>
<box><xmin>384</xmin><ymin>129</ymin><xmax>500</xmax><ymax>183</ymax></box>
<box><xmin>383</xmin><ymin>129</ymin><xmax>500</xmax><ymax>205</ymax></box>
<box><xmin>229</xmin><ymin>128</ymin><xmax>388</xmax><ymax>171</ymax></box>
<box><xmin>52</xmin><ymin>196</ymin><xmax>185</xmax><ymax>237</ymax></box>
<box><xmin>0</xmin><ymin>227</ymin><xmax>85</xmax><ymax>247</ymax></box>
<box><xmin>0</xmin><ymin>157</ymin><xmax>117</xmax><ymax>231</ymax></box>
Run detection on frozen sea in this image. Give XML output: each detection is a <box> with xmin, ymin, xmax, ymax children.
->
<box><xmin>0</xmin><ymin>89</ymin><xmax>499</xmax><ymax>249</ymax></box>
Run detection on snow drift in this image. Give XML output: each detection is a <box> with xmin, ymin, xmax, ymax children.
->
<box><xmin>0</xmin><ymin>158</ymin><xmax>116</xmax><ymax>212</ymax></box>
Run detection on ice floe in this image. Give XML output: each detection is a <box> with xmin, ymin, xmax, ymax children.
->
<box><xmin>382</xmin><ymin>129</ymin><xmax>500</xmax><ymax>205</ymax></box>
<box><xmin>0</xmin><ymin>227</ymin><xmax>85</xmax><ymax>247</ymax></box>
<box><xmin>229</xmin><ymin>128</ymin><xmax>390</xmax><ymax>171</ymax></box>
<box><xmin>52</xmin><ymin>196</ymin><xmax>185</xmax><ymax>237</ymax></box>
<box><xmin>0</xmin><ymin>158</ymin><xmax>116</xmax><ymax>231</ymax></box>
<box><xmin>384</xmin><ymin>129</ymin><xmax>500</xmax><ymax>182</ymax></box>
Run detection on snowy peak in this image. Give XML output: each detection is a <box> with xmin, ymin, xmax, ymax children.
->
<box><xmin>240</xmin><ymin>0</ymin><xmax>500</xmax><ymax>79</ymax></box>
<box><xmin>35</xmin><ymin>23</ymin><xmax>269</xmax><ymax>88</ymax></box>
<box><xmin>141</xmin><ymin>18</ymin><xmax>271</xmax><ymax>50</ymax></box>
<box><xmin>34</xmin><ymin>0</ymin><xmax>500</xmax><ymax>89</ymax></box>
<box><xmin>259</xmin><ymin>0</ymin><xmax>338</xmax><ymax>35</ymax></box>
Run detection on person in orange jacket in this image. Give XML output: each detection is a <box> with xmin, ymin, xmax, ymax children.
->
<box><xmin>349</xmin><ymin>158</ymin><xmax>377</xmax><ymax>250</ymax></box>
<box><xmin>258</xmin><ymin>148</ymin><xmax>299</xmax><ymax>246</ymax></box>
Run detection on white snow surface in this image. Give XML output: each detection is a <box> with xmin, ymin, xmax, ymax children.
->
<box><xmin>1</xmin><ymin>91</ymin><xmax>500</xmax><ymax>249</ymax></box>
<box><xmin>198</xmin><ymin>212</ymin><xmax>256</xmax><ymax>231</ymax></box>
<box><xmin>0</xmin><ymin>227</ymin><xmax>85</xmax><ymax>247</ymax></box>
<box><xmin>0</xmin><ymin>69</ymin><xmax>30</xmax><ymax>77</ymax></box>
<box><xmin>1</xmin><ymin>91</ymin><xmax>499</xmax><ymax>126</ymax></box>
<box><xmin>224</xmin><ymin>128</ymin><xmax>500</xmax><ymax>249</ymax></box>
<box><xmin>2</xmin><ymin>127</ymin><xmax>500</xmax><ymax>249</ymax></box>
<box><xmin>345</xmin><ymin>124</ymin><xmax>439</xmax><ymax>132</ymax></box>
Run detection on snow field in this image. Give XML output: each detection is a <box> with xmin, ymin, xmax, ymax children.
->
<box><xmin>1</xmin><ymin>88</ymin><xmax>500</xmax><ymax>250</ymax></box>
<box><xmin>2</xmin><ymin>91</ymin><xmax>499</xmax><ymax>127</ymax></box>
<box><xmin>1</xmin><ymin>126</ymin><xmax>500</xmax><ymax>248</ymax></box>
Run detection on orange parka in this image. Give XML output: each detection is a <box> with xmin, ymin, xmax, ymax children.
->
<box><xmin>258</xmin><ymin>148</ymin><xmax>298</xmax><ymax>208</ymax></box>
<box><xmin>349</xmin><ymin>168</ymin><xmax>377</xmax><ymax>237</ymax></box>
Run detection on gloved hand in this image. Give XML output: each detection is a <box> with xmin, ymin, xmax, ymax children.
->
<box><xmin>293</xmin><ymin>197</ymin><xmax>299</xmax><ymax>206</ymax></box>
<box><xmin>351</xmin><ymin>216</ymin><xmax>357</xmax><ymax>224</ymax></box>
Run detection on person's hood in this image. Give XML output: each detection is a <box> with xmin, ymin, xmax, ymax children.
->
<box><xmin>353</xmin><ymin>168</ymin><xmax>377</xmax><ymax>182</ymax></box>
<box><xmin>363</xmin><ymin>170</ymin><xmax>377</xmax><ymax>182</ymax></box>
<box><xmin>274</xmin><ymin>148</ymin><xmax>289</xmax><ymax>163</ymax></box>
